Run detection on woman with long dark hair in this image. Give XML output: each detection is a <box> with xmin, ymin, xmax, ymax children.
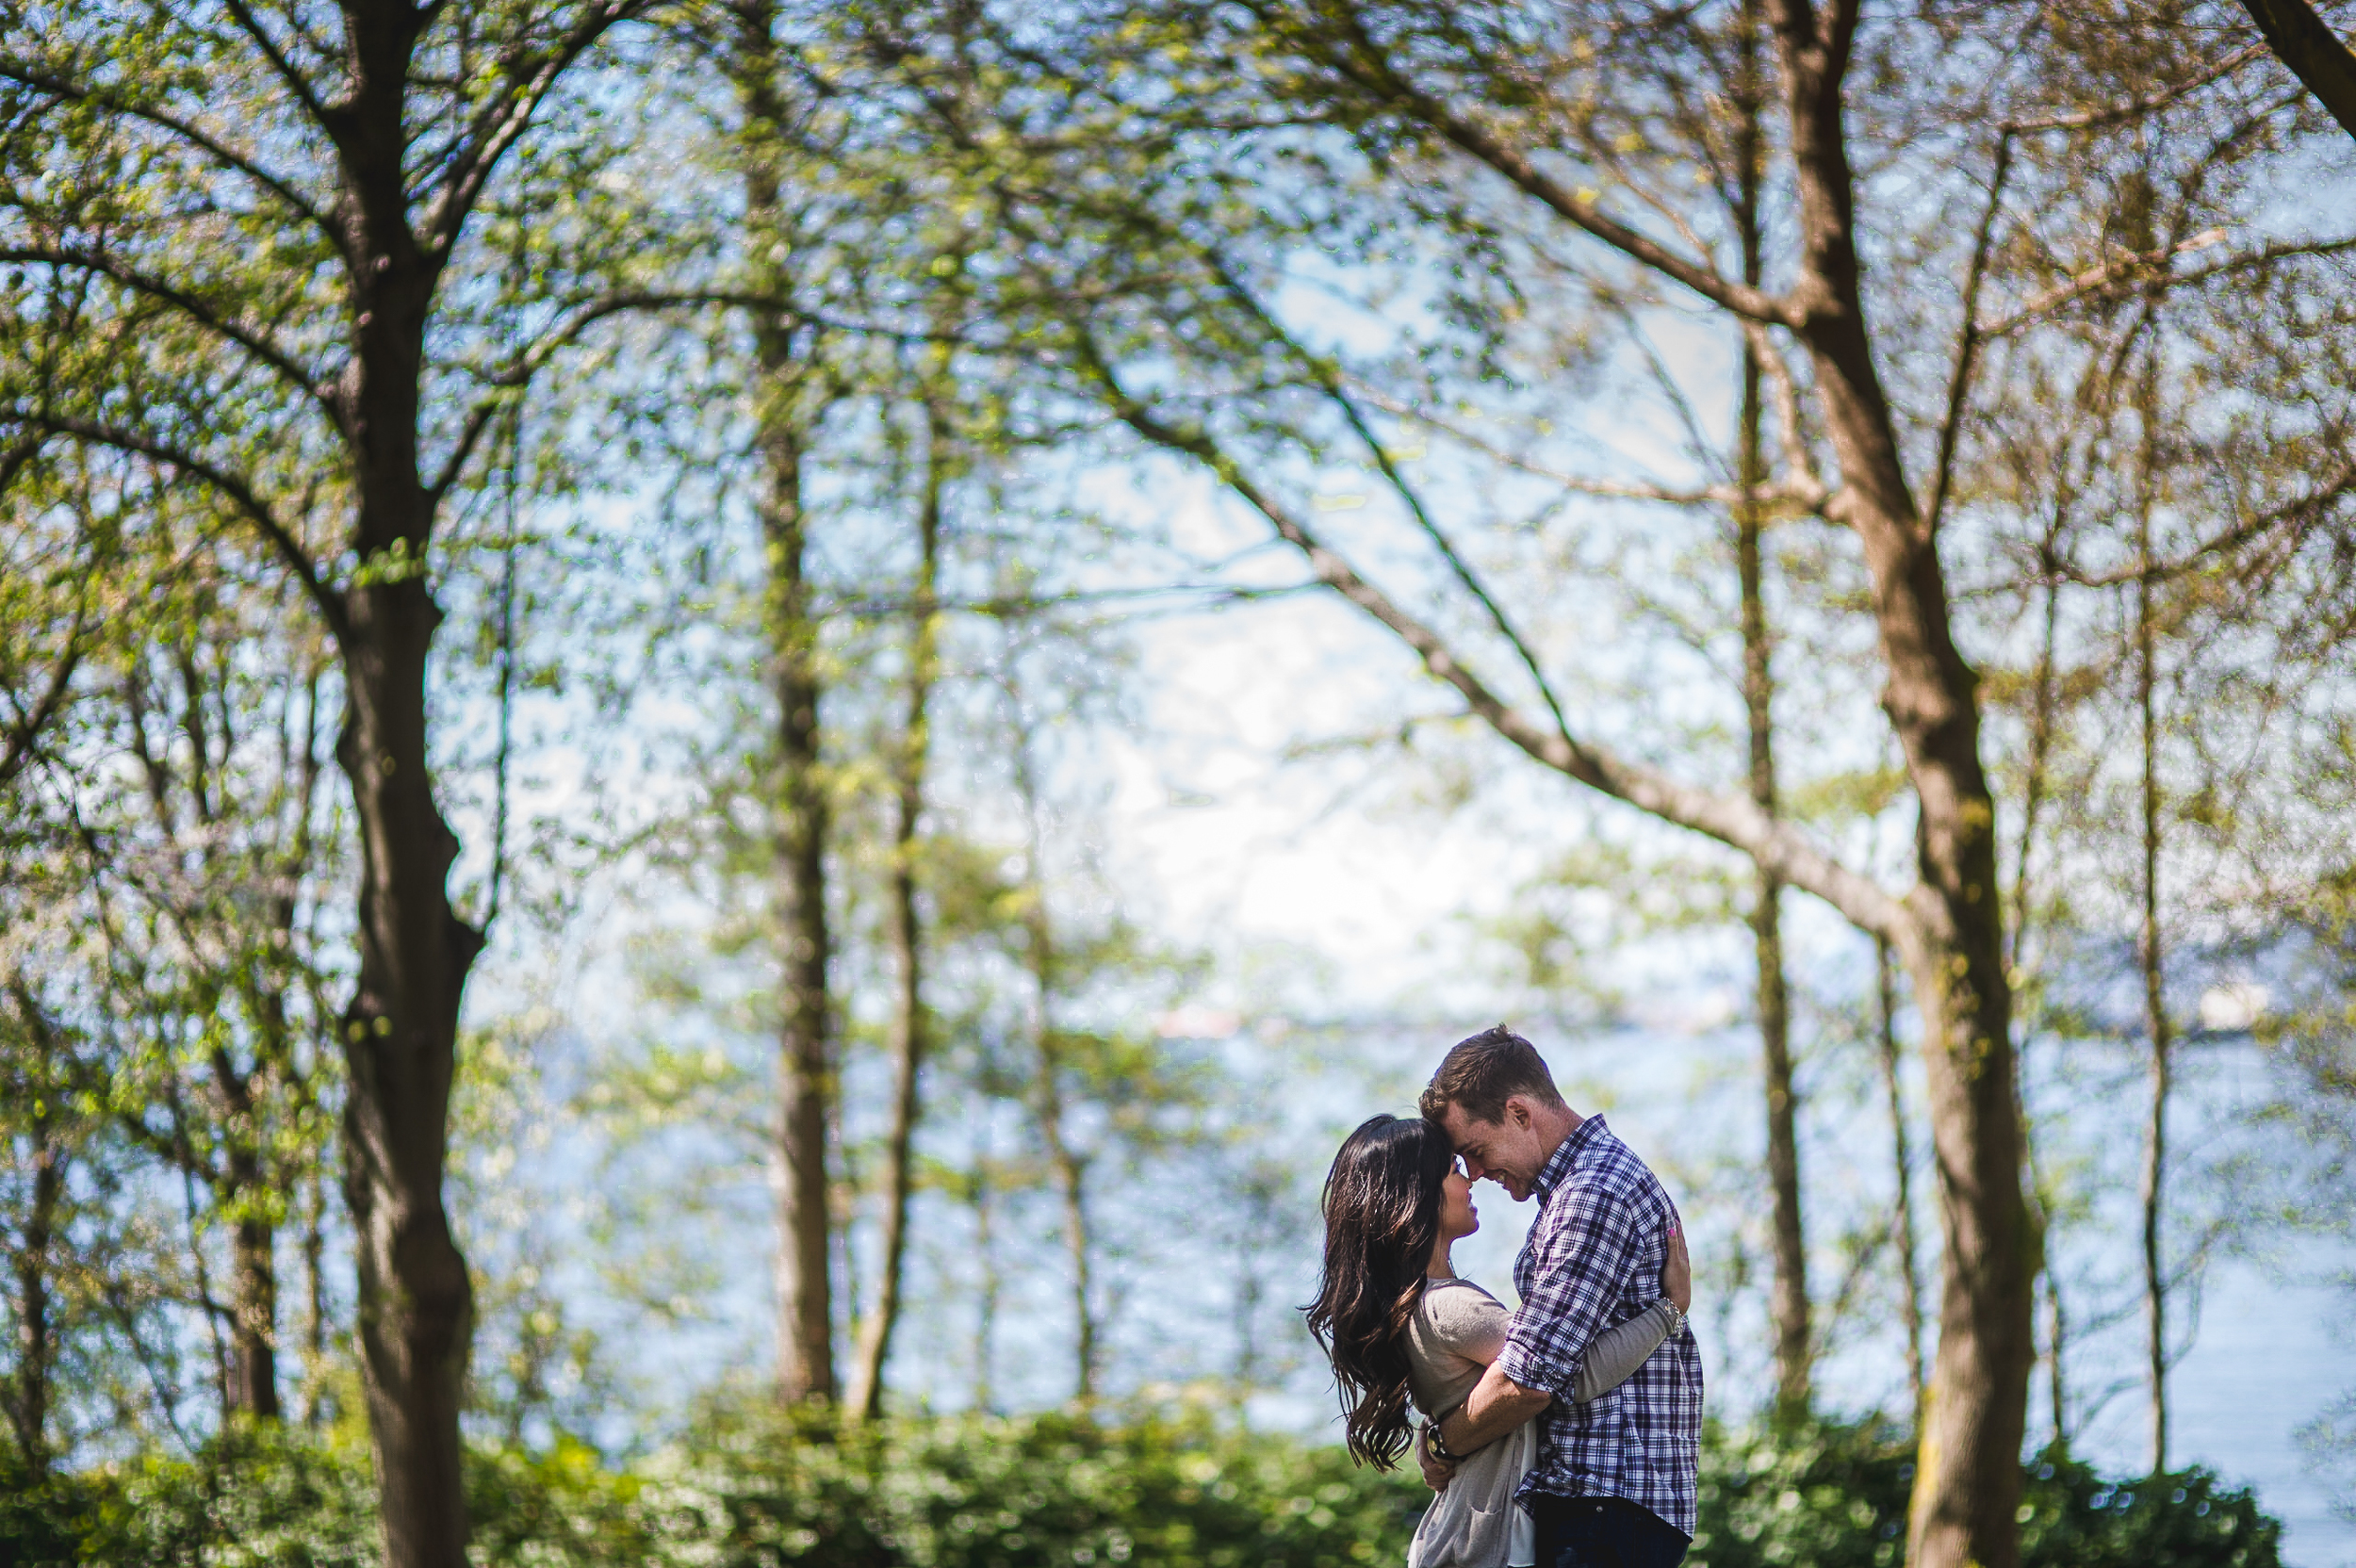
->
<box><xmin>1305</xmin><ymin>1115</ymin><xmax>1690</xmax><ymax>1568</ymax></box>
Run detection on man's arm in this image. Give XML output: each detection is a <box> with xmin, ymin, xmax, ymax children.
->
<box><xmin>1436</xmin><ymin>1360</ymin><xmax>1550</xmax><ymax>1457</ymax></box>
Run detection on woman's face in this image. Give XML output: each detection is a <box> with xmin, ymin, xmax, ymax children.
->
<box><xmin>1438</xmin><ymin>1160</ymin><xmax>1480</xmax><ymax>1243</ymax></box>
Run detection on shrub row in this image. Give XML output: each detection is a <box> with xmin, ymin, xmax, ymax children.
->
<box><xmin>0</xmin><ymin>1410</ymin><xmax>2280</xmax><ymax>1568</ymax></box>
<box><xmin>1690</xmin><ymin>1418</ymin><xmax>2281</xmax><ymax>1568</ymax></box>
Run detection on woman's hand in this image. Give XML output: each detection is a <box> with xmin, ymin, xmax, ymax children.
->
<box><xmin>1661</xmin><ymin>1221</ymin><xmax>1692</xmax><ymax>1314</ymax></box>
<box><xmin>1415</xmin><ymin>1424</ymin><xmax>1456</xmax><ymax>1493</ymax></box>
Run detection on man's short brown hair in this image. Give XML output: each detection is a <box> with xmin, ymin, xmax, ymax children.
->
<box><xmin>1419</xmin><ymin>1024</ymin><xmax>1564</xmax><ymax>1126</ymax></box>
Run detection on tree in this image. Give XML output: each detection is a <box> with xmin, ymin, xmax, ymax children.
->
<box><xmin>848</xmin><ymin>354</ymin><xmax>949</xmax><ymax>1420</ymax></box>
<box><xmin>0</xmin><ymin>982</ymin><xmax>71</xmax><ymax>1476</ymax></box>
<box><xmin>2130</xmin><ymin>356</ymin><xmax>2172</xmax><ymax>1476</ymax></box>
<box><xmin>1874</xmin><ymin>935</ymin><xmax>1926</xmax><ymax>1434</ymax></box>
<box><xmin>730</xmin><ymin>13</ymin><xmax>841</xmax><ymax>1404</ymax></box>
<box><xmin>1</xmin><ymin>444</ymin><xmax>220</xmax><ymax>1465</ymax></box>
<box><xmin>71</xmin><ymin>556</ymin><xmax>342</xmax><ymax>1425</ymax></box>
<box><xmin>0</xmin><ymin>3</ymin><xmax>660</xmax><ymax>1560</ymax></box>
<box><xmin>1724</xmin><ymin>0</ymin><xmax>1808</xmax><ymax>1418</ymax></box>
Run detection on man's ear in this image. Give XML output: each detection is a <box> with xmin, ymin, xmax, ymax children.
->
<box><xmin>1505</xmin><ymin>1096</ymin><xmax>1530</xmax><ymax>1130</ymax></box>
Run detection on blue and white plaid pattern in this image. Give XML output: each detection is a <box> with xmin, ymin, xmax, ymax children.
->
<box><xmin>1495</xmin><ymin>1117</ymin><xmax>1704</xmax><ymax>1537</ymax></box>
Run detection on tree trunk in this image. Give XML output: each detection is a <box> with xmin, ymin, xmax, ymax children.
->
<box><xmin>304</xmin><ymin>1162</ymin><xmax>329</xmax><ymax>1429</ymax></box>
<box><xmin>848</xmin><ymin>398</ymin><xmax>945</xmax><ymax>1421</ymax></box>
<box><xmin>1733</xmin><ymin>58</ymin><xmax>1808</xmax><ymax>1413</ymax></box>
<box><xmin>732</xmin><ymin>0</ymin><xmax>837</xmax><ymax>1406</ymax></box>
<box><xmin>15</xmin><ymin>1133</ymin><xmax>57</xmax><ymax>1475</ymax></box>
<box><xmin>1019</xmin><ymin>831</ymin><xmax>1096</xmax><ymax>1402</ymax></box>
<box><xmin>2235</xmin><ymin>0</ymin><xmax>2356</xmax><ymax>140</ymax></box>
<box><xmin>333</xmin><ymin>15</ymin><xmax>483</xmax><ymax>1560</ymax></box>
<box><xmin>1040</xmin><ymin>1097</ymin><xmax>1095</xmax><ymax>1404</ymax></box>
<box><xmin>1876</xmin><ymin>935</ymin><xmax>1925</xmax><ymax>1434</ymax></box>
<box><xmin>335</xmin><ymin>570</ymin><xmax>483</xmax><ymax>1568</ymax></box>
<box><xmin>2135</xmin><ymin>414</ymin><xmax>2170</xmax><ymax>1475</ymax></box>
<box><xmin>972</xmin><ymin>1168</ymin><xmax>999</xmax><ymax>1413</ymax></box>
<box><xmin>2044</xmin><ymin>1276</ymin><xmax>2070</xmax><ymax>1453</ymax></box>
<box><xmin>1766</xmin><ymin>6</ymin><xmax>2033</xmax><ymax>1560</ymax></box>
<box><xmin>8</xmin><ymin>1008</ymin><xmax>59</xmax><ymax>1475</ymax></box>
<box><xmin>761</xmin><ymin>400</ymin><xmax>834</xmax><ymax>1405</ymax></box>
<box><xmin>226</xmin><ymin>1153</ymin><xmax>283</xmax><ymax>1420</ymax></box>
<box><xmin>217</xmin><ymin>1001</ymin><xmax>286</xmax><ymax>1422</ymax></box>
<box><xmin>2014</xmin><ymin>565</ymin><xmax>2064</xmax><ymax>1454</ymax></box>
<box><xmin>1746</xmin><ymin>568</ymin><xmax>1808</xmax><ymax>1424</ymax></box>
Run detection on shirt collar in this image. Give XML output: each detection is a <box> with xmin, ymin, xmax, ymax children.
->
<box><xmin>1531</xmin><ymin>1113</ymin><xmax>1605</xmax><ymax>1203</ymax></box>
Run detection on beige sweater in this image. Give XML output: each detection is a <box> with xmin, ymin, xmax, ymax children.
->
<box><xmin>1402</xmin><ymin>1279</ymin><xmax>1678</xmax><ymax>1568</ymax></box>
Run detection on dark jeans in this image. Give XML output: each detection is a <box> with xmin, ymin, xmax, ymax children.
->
<box><xmin>1528</xmin><ymin>1493</ymin><xmax>1691</xmax><ymax>1568</ymax></box>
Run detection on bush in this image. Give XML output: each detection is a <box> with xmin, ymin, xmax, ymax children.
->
<box><xmin>0</xmin><ymin>1410</ymin><xmax>2282</xmax><ymax>1568</ymax></box>
<box><xmin>63</xmin><ymin>1422</ymin><xmax>380</xmax><ymax>1568</ymax></box>
<box><xmin>636</xmin><ymin>1404</ymin><xmax>1425</xmax><ymax>1568</ymax></box>
<box><xmin>1</xmin><ymin>1409</ymin><xmax>1424</xmax><ymax>1568</ymax></box>
<box><xmin>0</xmin><ymin>1450</ymin><xmax>96</xmax><ymax>1568</ymax></box>
<box><xmin>1691</xmin><ymin>1417</ymin><xmax>2282</xmax><ymax>1568</ymax></box>
<box><xmin>4</xmin><ymin>1422</ymin><xmax>638</xmax><ymax>1568</ymax></box>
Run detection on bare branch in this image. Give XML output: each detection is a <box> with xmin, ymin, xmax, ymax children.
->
<box><xmin>3</xmin><ymin>411</ymin><xmax>347</xmax><ymax>644</ymax></box>
<box><xmin>0</xmin><ymin>245</ymin><xmax>338</xmax><ymax>416</ymax></box>
<box><xmin>2002</xmin><ymin>42</ymin><xmax>2271</xmax><ymax>133</ymax></box>
<box><xmin>1074</xmin><ymin>339</ymin><xmax>1908</xmax><ymax>940</ymax></box>
<box><xmin>0</xmin><ymin>604</ymin><xmax>88</xmax><ymax>792</ymax></box>
<box><xmin>422</xmin><ymin>0</ymin><xmax>651</xmax><ymax>253</ymax></box>
<box><xmin>218</xmin><ymin>0</ymin><xmax>335</xmax><ymax>133</ymax></box>
<box><xmin>1982</xmin><ymin>229</ymin><xmax>2356</xmax><ymax>338</ymax></box>
<box><xmin>429</xmin><ymin>287</ymin><xmax>800</xmax><ymax>501</ymax></box>
<box><xmin>1190</xmin><ymin>253</ymin><xmax>1581</xmax><ymax>747</ymax></box>
<box><xmin>1922</xmin><ymin>133</ymin><xmax>2013</xmax><ymax>536</ymax></box>
<box><xmin>2041</xmin><ymin>458</ymin><xmax>2356</xmax><ymax>591</ymax></box>
<box><xmin>0</xmin><ymin>63</ymin><xmax>333</xmax><ymax>237</ymax></box>
<box><xmin>1351</xmin><ymin>377</ymin><xmax>1830</xmax><ymax>516</ymax></box>
<box><xmin>1740</xmin><ymin>321</ymin><xmax>1832</xmax><ymax>511</ymax></box>
<box><xmin>820</xmin><ymin>580</ymin><xmax>1320</xmax><ymax>622</ymax></box>
<box><xmin>1309</xmin><ymin>8</ymin><xmax>1801</xmax><ymax>326</ymax></box>
<box><xmin>1976</xmin><ymin>229</ymin><xmax>2229</xmax><ymax>337</ymax></box>
<box><xmin>2153</xmin><ymin>228</ymin><xmax>2356</xmax><ymax>289</ymax></box>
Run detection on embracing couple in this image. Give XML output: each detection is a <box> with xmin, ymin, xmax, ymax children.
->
<box><xmin>1307</xmin><ymin>1026</ymin><xmax>1703</xmax><ymax>1568</ymax></box>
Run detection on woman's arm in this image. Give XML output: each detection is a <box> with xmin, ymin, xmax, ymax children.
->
<box><xmin>1571</xmin><ymin>1302</ymin><xmax>1677</xmax><ymax>1401</ymax></box>
<box><xmin>1572</xmin><ymin>1219</ymin><xmax>1692</xmax><ymax>1403</ymax></box>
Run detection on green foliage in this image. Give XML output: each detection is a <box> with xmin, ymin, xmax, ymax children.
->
<box><xmin>7</xmin><ymin>1412</ymin><xmax>2290</xmax><ymax>1568</ymax></box>
<box><xmin>469</xmin><ymin>1437</ymin><xmax>651</xmax><ymax>1567</ymax></box>
<box><xmin>52</xmin><ymin>1423</ymin><xmax>376</xmax><ymax>1568</ymax></box>
<box><xmin>0</xmin><ymin>1449</ymin><xmax>92</xmax><ymax>1568</ymax></box>
<box><xmin>2</xmin><ymin>1411</ymin><xmax>1422</xmax><ymax>1568</ymax></box>
<box><xmin>2013</xmin><ymin>1451</ymin><xmax>2282</xmax><ymax>1568</ymax></box>
<box><xmin>641</xmin><ymin>1406</ymin><xmax>1421</xmax><ymax>1568</ymax></box>
<box><xmin>1691</xmin><ymin>1417</ymin><xmax>2282</xmax><ymax>1568</ymax></box>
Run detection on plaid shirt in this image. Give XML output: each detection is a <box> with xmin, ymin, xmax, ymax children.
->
<box><xmin>1495</xmin><ymin>1116</ymin><xmax>1703</xmax><ymax>1536</ymax></box>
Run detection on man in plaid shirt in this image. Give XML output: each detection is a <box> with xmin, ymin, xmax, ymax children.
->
<box><xmin>1418</xmin><ymin>1026</ymin><xmax>1703</xmax><ymax>1568</ymax></box>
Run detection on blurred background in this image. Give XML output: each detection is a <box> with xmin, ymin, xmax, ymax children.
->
<box><xmin>6</xmin><ymin>3</ymin><xmax>2356</xmax><ymax>1565</ymax></box>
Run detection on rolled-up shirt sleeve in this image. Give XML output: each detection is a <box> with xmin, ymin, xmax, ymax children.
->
<box><xmin>1496</xmin><ymin>1174</ymin><xmax>1645</xmax><ymax>1397</ymax></box>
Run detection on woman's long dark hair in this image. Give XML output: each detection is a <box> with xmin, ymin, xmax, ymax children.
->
<box><xmin>1302</xmin><ymin>1114</ymin><xmax>1454</xmax><ymax>1468</ymax></box>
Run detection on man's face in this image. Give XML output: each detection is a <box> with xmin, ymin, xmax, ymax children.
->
<box><xmin>1434</xmin><ymin>1098</ymin><xmax>1551</xmax><ymax>1202</ymax></box>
